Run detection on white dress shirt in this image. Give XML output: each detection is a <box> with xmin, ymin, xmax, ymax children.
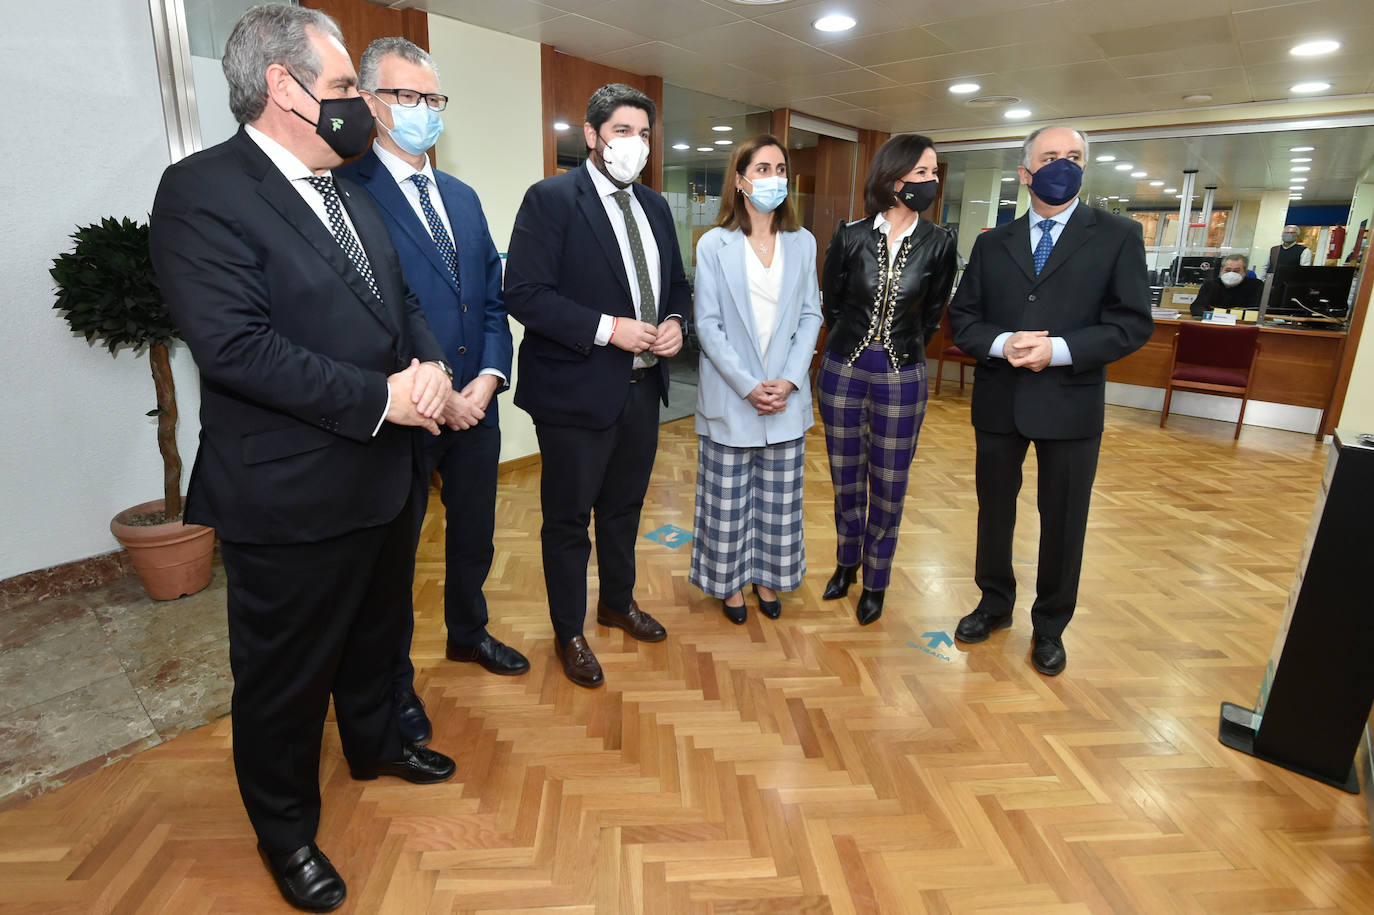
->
<box><xmin>586</xmin><ymin>161</ymin><xmax>662</xmax><ymax>368</ymax></box>
<box><xmin>371</xmin><ymin>140</ymin><xmax>505</xmax><ymax>384</ymax></box>
<box><xmin>990</xmin><ymin>198</ymin><xmax>1077</xmax><ymax>367</ymax></box>
<box><xmin>746</xmin><ymin>242</ymin><xmax>784</xmax><ymax>359</ymax></box>
<box><xmin>874</xmin><ymin>211</ymin><xmax>919</xmax><ymax>268</ymax></box>
<box><xmin>244</xmin><ymin>124</ymin><xmax>390</xmax><ymax>435</ymax></box>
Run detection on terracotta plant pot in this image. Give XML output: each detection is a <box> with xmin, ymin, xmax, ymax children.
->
<box><xmin>109</xmin><ymin>499</ymin><xmax>216</xmax><ymax>600</ymax></box>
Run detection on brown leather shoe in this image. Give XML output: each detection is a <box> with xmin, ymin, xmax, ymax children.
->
<box><xmin>596</xmin><ymin>599</ymin><xmax>667</xmax><ymax>642</ymax></box>
<box><xmin>554</xmin><ymin>635</ymin><xmax>604</xmax><ymax>688</ymax></box>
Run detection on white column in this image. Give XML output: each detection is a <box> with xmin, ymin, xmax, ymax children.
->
<box><xmin>957</xmin><ymin>168</ymin><xmax>1004</xmax><ymax>261</ymax></box>
<box><xmin>1015</xmin><ymin>182</ymin><xmax>1031</xmax><ymax>218</ymax></box>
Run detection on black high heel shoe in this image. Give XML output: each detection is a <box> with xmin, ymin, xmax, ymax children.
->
<box><xmin>856</xmin><ymin>588</ymin><xmax>885</xmax><ymax>625</ymax></box>
<box><xmin>722</xmin><ymin>596</ymin><xmax>747</xmax><ymax>624</ymax></box>
<box><xmin>752</xmin><ymin>584</ymin><xmax>782</xmax><ymax>619</ymax></box>
<box><xmin>822</xmin><ymin>564</ymin><xmax>858</xmax><ymax>600</ymax></box>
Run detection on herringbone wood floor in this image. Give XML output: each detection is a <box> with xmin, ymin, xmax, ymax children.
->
<box><xmin>4</xmin><ymin>394</ymin><xmax>1372</xmax><ymax>913</ymax></box>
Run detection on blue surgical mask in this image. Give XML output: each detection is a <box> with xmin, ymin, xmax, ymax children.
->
<box><xmin>744</xmin><ymin>175</ymin><xmax>788</xmax><ymax>213</ymax></box>
<box><xmin>1027</xmin><ymin>157</ymin><xmax>1083</xmax><ymax>206</ymax></box>
<box><xmin>380</xmin><ymin>102</ymin><xmax>444</xmax><ymax>156</ymax></box>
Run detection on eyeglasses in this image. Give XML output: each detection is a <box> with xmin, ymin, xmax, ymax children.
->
<box><xmin>372</xmin><ymin>88</ymin><xmax>448</xmax><ymax>111</ymax></box>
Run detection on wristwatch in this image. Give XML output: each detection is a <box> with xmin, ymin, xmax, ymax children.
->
<box><xmin>428</xmin><ymin>360</ymin><xmax>454</xmax><ymax>381</ymax></box>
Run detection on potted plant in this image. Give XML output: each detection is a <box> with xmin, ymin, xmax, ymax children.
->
<box><xmin>50</xmin><ymin>216</ymin><xmax>215</xmax><ymax>600</ymax></box>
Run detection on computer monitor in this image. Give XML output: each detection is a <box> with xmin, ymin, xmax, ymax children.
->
<box><xmin>1261</xmin><ymin>265</ymin><xmax>1357</xmax><ymax>322</ymax></box>
<box><xmin>1173</xmin><ymin>256</ymin><xmax>1219</xmax><ymax>285</ymax></box>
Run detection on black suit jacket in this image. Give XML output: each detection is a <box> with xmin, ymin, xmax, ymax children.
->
<box><xmin>948</xmin><ymin>204</ymin><xmax>1152</xmax><ymax>440</ymax></box>
<box><xmin>504</xmin><ymin>165</ymin><xmax>692</xmax><ymax>429</ymax></box>
<box><xmin>149</xmin><ymin>127</ymin><xmax>445</xmax><ymax>544</ymax></box>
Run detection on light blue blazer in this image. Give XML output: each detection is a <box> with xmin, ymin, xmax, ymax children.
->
<box><xmin>693</xmin><ymin>225</ymin><xmax>823</xmax><ymax>447</ymax></box>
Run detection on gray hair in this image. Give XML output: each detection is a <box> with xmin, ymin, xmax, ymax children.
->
<box><xmin>1020</xmin><ymin>125</ymin><xmax>1090</xmax><ymax>168</ymax></box>
<box><xmin>358</xmin><ymin>37</ymin><xmax>440</xmax><ymax>93</ymax></box>
<box><xmin>222</xmin><ymin>3</ymin><xmax>345</xmax><ymax>124</ymax></box>
<box><xmin>1223</xmin><ymin>253</ymin><xmax>1249</xmax><ymax>268</ymax></box>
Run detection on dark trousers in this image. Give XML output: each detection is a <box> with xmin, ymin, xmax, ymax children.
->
<box><xmin>220</xmin><ymin>492</ymin><xmax>413</xmax><ymax>856</ymax></box>
<box><xmin>972</xmin><ymin>428</ymin><xmax>1101</xmax><ymax>638</ymax></box>
<box><xmin>394</xmin><ymin>422</ymin><xmax>501</xmax><ymax>690</ymax></box>
<box><xmin>535</xmin><ymin>375</ymin><xmax>660</xmax><ymax>642</ymax></box>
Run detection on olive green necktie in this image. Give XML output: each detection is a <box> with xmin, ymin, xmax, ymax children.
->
<box><xmin>612</xmin><ymin>190</ymin><xmax>657</xmax><ymax>367</ymax></box>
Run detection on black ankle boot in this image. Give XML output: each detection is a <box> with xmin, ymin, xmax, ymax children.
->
<box><xmin>822</xmin><ymin>564</ymin><xmax>858</xmax><ymax>600</ymax></box>
<box><xmin>856</xmin><ymin>588</ymin><xmax>884</xmax><ymax>625</ymax></box>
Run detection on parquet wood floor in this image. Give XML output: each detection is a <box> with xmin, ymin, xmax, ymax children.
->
<box><xmin>3</xmin><ymin>394</ymin><xmax>1371</xmax><ymax>913</ymax></box>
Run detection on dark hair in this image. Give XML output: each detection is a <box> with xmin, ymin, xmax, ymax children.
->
<box><xmin>863</xmin><ymin>133</ymin><xmax>936</xmax><ymax>217</ymax></box>
<box><xmin>716</xmin><ymin>135</ymin><xmax>800</xmax><ymax>235</ymax></box>
<box><xmin>585</xmin><ymin>83</ymin><xmax>656</xmax><ymax>135</ymax></box>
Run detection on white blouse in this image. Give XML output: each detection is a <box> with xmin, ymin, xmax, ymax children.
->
<box><xmin>745</xmin><ymin>241</ymin><xmax>784</xmax><ymax>359</ymax></box>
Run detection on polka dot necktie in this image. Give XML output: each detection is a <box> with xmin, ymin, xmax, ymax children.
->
<box><xmin>304</xmin><ymin>175</ymin><xmax>380</xmax><ymax>300</ymax></box>
<box><xmin>1033</xmin><ymin>218</ymin><xmax>1057</xmax><ymax>275</ymax></box>
<box><xmin>409</xmin><ymin>173</ymin><xmax>460</xmax><ymax>291</ymax></box>
<box><xmin>612</xmin><ymin>190</ymin><xmax>657</xmax><ymax>367</ymax></box>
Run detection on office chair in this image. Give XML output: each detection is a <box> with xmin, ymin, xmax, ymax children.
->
<box><xmin>1159</xmin><ymin>323</ymin><xmax>1261</xmax><ymax>439</ymax></box>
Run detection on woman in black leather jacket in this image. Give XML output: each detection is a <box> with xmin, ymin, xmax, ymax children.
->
<box><xmin>817</xmin><ymin>133</ymin><xmax>958</xmax><ymax>625</ymax></box>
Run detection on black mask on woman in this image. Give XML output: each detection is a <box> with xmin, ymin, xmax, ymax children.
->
<box><xmin>288</xmin><ymin>71</ymin><xmax>374</xmax><ymax>160</ymax></box>
<box><xmin>896</xmin><ymin>179</ymin><xmax>938</xmax><ymax>213</ymax></box>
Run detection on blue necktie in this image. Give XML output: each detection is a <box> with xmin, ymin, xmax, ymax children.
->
<box><xmin>409</xmin><ymin>173</ymin><xmax>460</xmax><ymax>290</ymax></box>
<box><xmin>1033</xmin><ymin>218</ymin><xmax>1057</xmax><ymax>274</ymax></box>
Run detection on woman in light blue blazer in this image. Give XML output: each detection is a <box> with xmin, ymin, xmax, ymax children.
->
<box><xmin>689</xmin><ymin>135</ymin><xmax>823</xmax><ymax>623</ymax></box>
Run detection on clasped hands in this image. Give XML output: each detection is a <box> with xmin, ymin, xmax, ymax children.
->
<box><xmin>386</xmin><ymin>359</ymin><xmax>500</xmax><ymax>433</ymax></box>
<box><xmin>1003</xmin><ymin>330</ymin><xmax>1053</xmax><ymax>372</ymax></box>
<box><xmin>610</xmin><ymin>317</ymin><xmax>684</xmax><ymax>358</ymax></box>
<box><xmin>747</xmin><ymin>379</ymin><xmax>797</xmax><ymax>415</ymax></box>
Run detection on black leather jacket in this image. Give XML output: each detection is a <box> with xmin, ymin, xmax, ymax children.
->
<box><xmin>821</xmin><ymin>216</ymin><xmax>958</xmax><ymax>368</ymax></box>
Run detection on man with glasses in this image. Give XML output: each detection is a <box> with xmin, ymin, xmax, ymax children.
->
<box><xmin>337</xmin><ymin>37</ymin><xmax>525</xmax><ymax>750</ymax></box>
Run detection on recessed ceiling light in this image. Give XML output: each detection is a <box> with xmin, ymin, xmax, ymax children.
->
<box><xmin>715</xmin><ymin>139</ymin><xmax>733</xmax><ymax>145</ymax></box>
<box><xmin>1291</xmin><ymin>157</ymin><xmax>1313</xmax><ymax>162</ymax></box>
<box><xmin>813</xmin><ymin>13</ymin><xmax>856</xmax><ymax>31</ymax></box>
<box><xmin>712</xmin><ymin>125</ymin><xmax>733</xmax><ymax>132</ymax></box>
<box><xmin>1291</xmin><ymin>146</ymin><xmax>1315</xmax><ymax>152</ymax></box>
<box><xmin>1165</xmin><ymin>187</ymin><xmax>1178</xmax><ymax>193</ymax></box>
<box><xmin>1130</xmin><ymin>171</ymin><xmax>1147</xmax><ymax>178</ymax></box>
<box><xmin>1182</xmin><ymin>93</ymin><xmax>1213</xmax><ymax>103</ymax></box>
<box><xmin>1119</xmin><ymin>198</ymin><xmax>1130</xmax><ymax>203</ymax></box>
<box><xmin>1175</xmin><ymin>194</ymin><xmax>1184</xmax><ymax>199</ymax></box>
<box><xmin>1149</xmin><ymin>180</ymin><xmax>1165</xmax><ymax>186</ymax></box>
<box><xmin>948</xmin><ymin>82</ymin><xmax>981</xmax><ymax>94</ymax></box>
<box><xmin>1290</xmin><ymin>194</ymin><xmax>1303</xmax><ymax>200</ymax></box>
<box><xmin>1004</xmin><ymin>108</ymin><xmax>1032</xmax><ymax>119</ymax></box>
<box><xmin>1291</xmin><ymin>166</ymin><xmax>1311</xmax><ymax>172</ymax></box>
<box><xmin>696</xmin><ymin>146</ymin><xmax>713</xmax><ymax>152</ymax></box>
<box><xmin>1290</xmin><ymin>81</ymin><xmax>1332</xmax><ymax>93</ymax></box>
<box><xmin>672</xmin><ymin>143</ymin><xmax>690</xmax><ymax>150</ymax></box>
<box><xmin>553</xmin><ymin>121</ymin><xmax>570</xmax><ymax>131</ymax></box>
<box><xmin>1114</xmin><ymin>163</ymin><xmax>1133</xmax><ymax>171</ymax></box>
<box><xmin>1001</xmin><ymin>176</ymin><xmax>1015</xmax><ymax>182</ymax></box>
<box><xmin>1291</xmin><ymin>177</ymin><xmax>1308</xmax><ymax>183</ymax></box>
<box><xmin>1291</xmin><ymin>39</ymin><xmax>1340</xmax><ymax>57</ymax></box>
<box><xmin>1096</xmin><ymin>155</ymin><xmax>1116</xmax><ymax>162</ymax></box>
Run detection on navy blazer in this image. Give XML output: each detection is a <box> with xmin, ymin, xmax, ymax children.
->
<box><xmin>335</xmin><ymin>148</ymin><xmax>512</xmax><ymax>428</ymax></box>
<box><xmin>149</xmin><ymin>127</ymin><xmax>445</xmax><ymax>543</ymax></box>
<box><xmin>948</xmin><ymin>204</ymin><xmax>1153</xmax><ymax>440</ymax></box>
<box><xmin>504</xmin><ymin>165</ymin><xmax>693</xmax><ymax>429</ymax></box>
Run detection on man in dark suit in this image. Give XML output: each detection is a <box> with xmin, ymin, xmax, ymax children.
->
<box><xmin>149</xmin><ymin>7</ymin><xmax>456</xmax><ymax>911</ymax></box>
<box><xmin>1190</xmin><ymin>254</ymin><xmax>1263</xmax><ymax>317</ymax></box>
<box><xmin>949</xmin><ymin>125</ymin><xmax>1152</xmax><ymax>677</ymax></box>
<box><xmin>504</xmin><ymin>83</ymin><xmax>691</xmax><ymax>689</ymax></box>
<box><xmin>336</xmin><ymin>37</ymin><xmax>527</xmax><ymax>746</ymax></box>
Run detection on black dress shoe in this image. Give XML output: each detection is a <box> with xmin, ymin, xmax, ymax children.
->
<box><xmin>394</xmin><ymin>689</ymin><xmax>431</xmax><ymax>747</ymax></box>
<box><xmin>447</xmin><ymin>633</ymin><xmax>531</xmax><ymax>675</ymax></box>
<box><xmin>351</xmin><ymin>743</ymin><xmax>456</xmax><ymax>783</ymax></box>
<box><xmin>1031</xmin><ymin>634</ymin><xmax>1066</xmax><ymax>676</ymax></box>
<box><xmin>722</xmin><ymin>597</ymin><xmax>747</xmax><ymax>624</ymax></box>
<box><xmin>822</xmin><ymin>564</ymin><xmax>858</xmax><ymax>600</ymax></box>
<box><xmin>856</xmin><ymin>588</ymin><xmax>884</xmax><ymax>625</ymax></box>
<box><xmin>954</xmin><ymin>608</ymin><xmax>1012</xmax><ymax>643</ymax></box>
<box><xmin>752</xmin><ymin>585</ymin><xmax>782</xmax><ymax>620</ymax></box>
<box><xmin>259</xmin><ymin>843</ymin><xmax>346</xmax><ymax>912</ymax></box>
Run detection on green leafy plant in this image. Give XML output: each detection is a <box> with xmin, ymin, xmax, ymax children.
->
<box><xmin>51</xmin><ymin>216</ymin><xmax>184</xmax><ymax>519</ymax></box>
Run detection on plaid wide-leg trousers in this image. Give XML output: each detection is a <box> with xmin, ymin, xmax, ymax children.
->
<box><xmin>818</xmin><ymin>343</ymin><xmax>928</xmax><ymax>592</ymax></box>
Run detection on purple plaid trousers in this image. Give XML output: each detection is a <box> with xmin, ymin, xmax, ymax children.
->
<box><xmin>818</xmin><ymin>343</ymin><xmax>928</xmax><ymax>592</ymax></box>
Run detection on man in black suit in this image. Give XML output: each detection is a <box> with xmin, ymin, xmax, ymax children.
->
<box><xmin>949</xmin><ymin>125</ymin><xmax>1152</xmax><ymax>676</ymax></box>
<box><xmin>504</xmin><ymin>83</ymin><xmax>691</xmax><ymax>689</ymax></box>
<box><xmin>150</xmin><ymin>6</ymin><xmax>456</xmax><ymax>911</ymax></box>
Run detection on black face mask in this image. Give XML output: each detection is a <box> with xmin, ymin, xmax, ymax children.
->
<box><xmin>896</xmin><ymin>179</ymin><xmax>938</xmax><ymax>212</ymax></box>
<box><xmin>288</xmin><ymin>71</ymin><xmax>373</xmax><ymax>160</ymax></box>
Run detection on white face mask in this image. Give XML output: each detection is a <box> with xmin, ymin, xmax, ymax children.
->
<box><xmin>1219</xmin><ymin>271</ymin><xmax>1243</xmax><ymax>287</ymax></box>
<box><xmin>599</xmin><ymin>134</ymin><xmax>650</xmax><ymax>184</ymax></box>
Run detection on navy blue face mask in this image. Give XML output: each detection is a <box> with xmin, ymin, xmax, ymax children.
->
<box><xmin>1027</xmin><ymin>157</ymin><xmax>1083</xmax><ymax>206</ymax></box>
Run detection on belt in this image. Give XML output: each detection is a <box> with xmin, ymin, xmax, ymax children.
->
<box><xmin>629</xmin><ymin>366</ymin><xmax>650</xmax><ymax>383</ymax></box>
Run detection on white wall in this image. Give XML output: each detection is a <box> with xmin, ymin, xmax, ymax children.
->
<box><xmin>0</xmin><ymin>0</ymin><xmax>201</xmax><ymax>579</ymax></box>
<box><xmin>425</xmin><ymin>16</ymin><xmax>545</xmax><ymax>464</ymax></box>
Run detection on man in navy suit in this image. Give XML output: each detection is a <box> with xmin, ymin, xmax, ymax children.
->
<box><xmin>336</xmin><ymin>38</ymin><xmax>527</xmax><ymax>746</ymax></box>
<box><xmin>948</xmin><ymin>126</ymin><xmax>1152</xmax><ymax>677</ymax></box>
<box><xmin>149</xmin><ymin>7</ymin><xmax>456</xmax><ymax>910</ymax></box>
<box><xmin>505</xmin><ymin>84</ymin><xmax>691</xmax><ymax>688</ymax></box>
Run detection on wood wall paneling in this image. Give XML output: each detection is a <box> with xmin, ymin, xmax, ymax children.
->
<box><xmin>305</xmin><ymin>0</ymin><xmax>428</xmax><ymax>53</ymax></box>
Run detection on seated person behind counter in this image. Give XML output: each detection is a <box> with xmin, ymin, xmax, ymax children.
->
<box><xmin>1190</xmin><ymin>254</ymin><xmax>1263</xmax><ymax>318</ymax></box>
